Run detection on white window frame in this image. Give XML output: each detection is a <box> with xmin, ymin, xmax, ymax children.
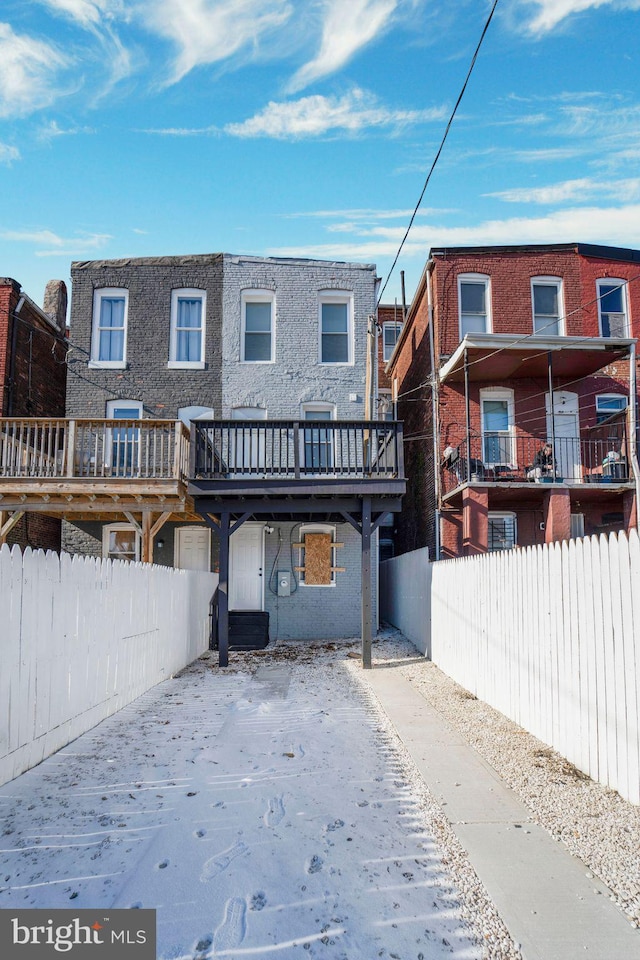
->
<box><xmin>596</xmin><ymin>279</ymin><xmax>629</xmax><ymax>338</ymax></box>
<box><xmin>178</xmin><ymin>405</ymin><xmax>215</xmax><ymax>427</ymax></box>
<box><xmin>488</xmin><ymin>512</ymin><xmax>517</xmax><ymax>552</ymax></box>
<box><xmin>90</xmin><ymin>287</ymin><xmax>128</xmax><ymax>368</ymax></box>
<box><xmin>480</xmin><ymin>387</ymin><xmax>515</xmax><ymax>467</ymax></box>
<box><xmin>241</xmin><ymin>289</ymin><xmax>275</xmax><ymax>364</ymax></box>
<box><xmin>106</xmin><ymin>399</ymin><xmax>143</xmax><ymax>476</ymax></box>
<box><xmin>382</xmin><ymin>321</ymin><xmax>403</xmax><ymax>362</ymax></box>
<box><xmin>319</xmin><ymin>291</ymin><xmax>354</xmax><ymax>365</ymax></box>
<box><xmin>458</xmin><ymin>274</ymin><xmax>491</xmax><ymax>338</ymax></box>
<box><xmin>531</xmin><ymin>276</ymin><xmax>564</xmax><ymax>336</ymax></box>
<box><xmin>168</xmin><ymin>288</ymin><xmax>206</xmax><ymax>369</ymax></box>
<box><xmin>377</xmin><ymin>388</ymin><xmax>394</xmax><ymax>420</ymax></box>
<box><xmin>595</xmin><ymin>393</ymin><xmax>627</xmax><ymax>423</ymax></box>
<box><xmin>102</xmin><ymin>522</ymin><xmax>140</xmax><ymax>562</ymax></box>
<box><xmin>297</xmin><ymin>522</ymin><xmax>337</xmax><ymax>587</ymax></box>
<box><xmin>301</xmin><ymin>402</ymin><xmax>336</xmax><ymax>472</ymax></box>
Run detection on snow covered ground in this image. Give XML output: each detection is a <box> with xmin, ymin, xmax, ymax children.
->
<box><xmin>0</xmin><ymin>637</ymin><xmax>488</xmax><ymax>960</ymax></box>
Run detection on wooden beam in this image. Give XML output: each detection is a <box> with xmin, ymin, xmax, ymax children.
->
<box><xmin>142</xmin><ymin>511</ymin><xmax>153</xmax><ymax>564</ymax></box>
<box><xmin>361</xmin><ymin>496</ymin><xmax>372</xmax><ymax>670</ymax></box>
<box><xmin>0</xmin><ymin>510</ymin><xmax>25</xmax><ymax>545</ymax></box>
<box><xmin>217</xmin><ymin>511</ymin><xmax>231</xmax><ymax>668</ymax></box>
<box><xmin>150</xmin><ymin>511</ymin><xmax>172</xmax><ymax>540</ymax></box>
<box><xmin>123</xmin><ymin>512</ymin><xmax>142</xmax><ymax>534</ymax></box>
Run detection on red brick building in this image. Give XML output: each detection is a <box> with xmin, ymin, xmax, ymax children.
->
<box><xmin>388</xmin><ymin>243</ymin><xmax>640</xmax><ymax>559</ymax></box>
<box><xmin>0</xmin><ymin>277</ymin><xmax>68</xmax><ymax>551</ymax></box>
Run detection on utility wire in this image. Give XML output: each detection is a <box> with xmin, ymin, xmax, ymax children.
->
<box><xmin>377</xmin><ymin>0</ymin><xmax>501</xmax><ymax>306</ymax></box>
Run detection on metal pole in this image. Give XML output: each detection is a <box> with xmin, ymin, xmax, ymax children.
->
<box><xmin>547</xmin><ymin>352</ymin><xmax>557</xmax><ymax>478</ymax></box>
<box><xmin>629</xmin><ymin>342</ymin><xmax>640</xmax><ymax>527</ymax></box>
<box><xmin>218</xmin><ymin>510</ymin><xmax>230</xmax><ymax>668</ymax></box>
<box><xmin>464</xmin><ymin>348</ymin><xmax>471</xmax><ymax>483</ymax></box>
<box><xmin>361</xmin><ymin>496</ymin><xmax>372</xmax><ymax>670</ymax></box>
<box><xmin>426</xmin><ymin>260</ymin><xmax>441</xmax><ymax>559</ymax></box>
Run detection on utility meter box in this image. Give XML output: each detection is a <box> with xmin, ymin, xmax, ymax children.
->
<box><xmin>277</xmin><ymin>571</ymin><xmax>291</xmax><ymax>597</ymax></box>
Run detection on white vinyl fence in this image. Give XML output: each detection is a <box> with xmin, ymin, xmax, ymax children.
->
<box><xmin>0</xmin><ymin>545</ymin><xmax>218</xmax><ymax>786</ymax></box>
<box><xmin>431</xmin><ymin>531</ymin><xmax>640</xmax><ymax>805</ymax></box>
<box><xmin>380</xmin><ymin>547</ymin><xmax>431</xmax><ymax>655</ymax></box>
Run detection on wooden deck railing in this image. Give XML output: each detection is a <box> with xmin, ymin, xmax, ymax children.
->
<box><xmin>192</xmin><ymin>420</ymin><xmax>405</xmax><ymax>480</ymax></box>
<box><xmin>0</xmin><ymin>419</ymin><xmax>191</xmax><ymax>482</ymax></box>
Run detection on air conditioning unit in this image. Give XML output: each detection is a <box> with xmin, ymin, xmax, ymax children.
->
<box><xmin>604</xmin><ymin>312</ymin><xmax>627</xmax><ymax>338</ymax></box>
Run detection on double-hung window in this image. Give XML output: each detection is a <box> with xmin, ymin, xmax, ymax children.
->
<box><xmin>382</xmin><ymin>321</ymin><xmax>403</xmax><ymax>362</ymax></box>
<box><xmin>532</xmin><ymin>278</ymin><xmax>563</xmax><ymax>336</ymax></box>
<box><xmin>169</xmin><ymin>289</ymin><xmax>206</xmax><ymax>367</ymax></box>
<box><xmin>103</xmin><ymin>523</ymin><xmax>140</xmax><ymax>562</ymax></box>
<box><xmin>458</xmin><ymin>275</ymin><xmax>490</xmax><ymax>337</ymax></box>
<box><xmin>597</xmin><ymin>279</ymin><xmax>629</xmax><ymax>337</ymax></box>
<box><xmin>488</xmin><ymin>513</ymin><xmax>517</xmax><ymax>552</ymax></box>
<box><xmin>319</xmin><ymin>293</ymin><xmax>352</xmax><ymax>364</ymax></box>
<box><xmin>242</xmin><ymin>290</ymin><xmax>275</xmax><ymax>362</ymax></box>
<box><xmin>91</xmin><ymin>288</ymin><xmax>128</xmax><ymax>367</ymax></box>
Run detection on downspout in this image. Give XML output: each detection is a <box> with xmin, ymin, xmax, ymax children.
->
<box><xmin>426</xmin><ymin>260</ymin><xmax>441</xmax><ymax>560</ymax></box>
<box><xmin>547</xmin><ymin>351</ymin><xmax>557</xmax><ymax>478</ymax></box>
<box><xmin>464</xmin><ymin>348</ymin><xmax>471</xmax><ymax>484</ymax></box>
<box><xmin>629</xmin><ymin>342</ymin><xmax>640</xmax><ymax>528</ymax></box>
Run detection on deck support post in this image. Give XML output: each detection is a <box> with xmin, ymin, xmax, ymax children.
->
<box><xmin>361</xmin><ymin>496</ymin><xmax>372</xmax><ymax>669</ymax></box>
<box><xmin>0</xmin><ymin>510</ymin><xmax>25</xmax><ymax>546</ymax></box>
<box><xmin>217</xmin><ymin>510</ymin><xmax>231</xmax><ymax>668</ymax></box>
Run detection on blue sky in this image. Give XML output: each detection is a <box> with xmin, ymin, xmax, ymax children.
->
<box><xmin>2</xmin><ymin>0</ymin><xmax>640</xmax><ymax>310</ymax></box>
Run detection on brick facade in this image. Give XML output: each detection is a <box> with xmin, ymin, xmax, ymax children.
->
<box><xmin>389</xmin><ymin>243</ymin><xmax>640</xmax><ymax>559</ymax></box>
<box><xmin>0</xmin><ymin>277</ymin><xmax>68</xmax><ymax>551</ymax></box>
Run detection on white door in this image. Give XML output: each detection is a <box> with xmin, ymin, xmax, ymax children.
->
<box><xmin>175</xmin><ymin>526</ymin><xmax>211</xmax><ymax>571</ymax></box>
<box><xmin>229</xmin><ymin>523</ymin><xmax>264</xmax><ymax>610</ymax></box>
<box><xmin>546</xmin><ymin>391</ymin><xmax>580</xmax><ymax>481</ymax></box>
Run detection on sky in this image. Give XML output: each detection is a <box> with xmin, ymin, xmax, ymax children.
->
<box><xmin>2</xmin><ymin>0</ymin><xmax>640</xmax><ymax>312</ymax></box>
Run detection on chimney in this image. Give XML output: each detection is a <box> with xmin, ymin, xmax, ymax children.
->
<box><xmin>43</xmin><ymin>279</ymin><xmax>68</xmax><ymax>331</ymax></box>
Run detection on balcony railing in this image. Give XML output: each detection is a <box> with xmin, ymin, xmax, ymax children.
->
<box><xmin>192</xmin><ymin>420</ymin><xmax>404</xmax><ymax>481</ymax></box>
<box><xmin>0</xmin><ymin>419</ymin><xmax>190</xmax><ymax>482</ymax></box>
<box><xmin>442</xmin><ymin>433</ymin><xmax>630</xmax><ymax>494</ymax></box>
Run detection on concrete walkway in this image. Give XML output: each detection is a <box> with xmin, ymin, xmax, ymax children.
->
<box><xmin>366</xmin><ymin>664</ymin><xmax>640</xmax><ymax>960</ymax></box>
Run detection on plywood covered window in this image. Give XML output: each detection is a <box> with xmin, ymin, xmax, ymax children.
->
<box><xmin>295</xmin><ymin>523</ymin><xmax>344</xmax><ymax>586</ymax></box>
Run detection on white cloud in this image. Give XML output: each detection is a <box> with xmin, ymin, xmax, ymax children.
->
<box><xmin>524</xmin><ymin>0</ymin><xmax>640</xmax><ymax>34</ymax></box>
<box><xmin>289</xmin><ymin>0</ymin><xmax>398</xmax><ymax>92</ymax></box>
<box><xmin>0</xmin><ymin>228</ymin><xmax>112</xmax><ymax>256</ymax></box>
<box><xmin>37</xmin><ymin>120</ymin><xmax>96</xmax><ymax>141</ymax></box>
<box><xmin>140</xmin><ymin>125</ymin><xmax>218</xmax><ymax>136</ymax></box>
<box><xmin>488</xmin><ymin>178</ymin><xmax>640</xmax><ymax>204</ymax></box>
<box><xmin>0</xmin><ymin>143</ymin><xmax>20</xmax><ymax>164</ymax></box>
<box><xmin>269</xmin><ymin>204</ymin><xmax>640</xmax><ymax>260</ymax></box>
<box><xmin>0</xmin><ymin>23</ymin><xmax>70</xmax><ymax>117</ymax></box>
<box><xmin>35</xmin><ymin>1</ymin><xmax>123</xmax><ymax>27</ymax></box>
<box><xmin>225</xmin><ymin>88</ymin><xmax>445</xmax><ymax>139</ymax></box>
<box><xmin>139</xmin><ymin>0</ymin><xmax>292</xmax><ymax>85</ymax></box>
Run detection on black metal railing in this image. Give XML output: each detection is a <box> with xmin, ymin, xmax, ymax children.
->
<box><xmin>442</xmin><ymin>433</ymin><xmax>630</xmax><ymax>493</ymax></box>
<box><xmin>192</xmin><ymin>419</ymin><xmax>404</xmax><ymax>481</ymax></box>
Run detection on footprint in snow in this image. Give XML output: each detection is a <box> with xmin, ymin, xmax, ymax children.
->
<box><xmin>264</xmin><ymin>795</ymin><xmax>285</xmax><ymax>827</ymax></box>
<box><xmin>326</xmin><ymin>819</ymin><xmax>344</xmax><ymax>832</ymax></box>
<box><xmin>195</xmin><ymin>828</ymin><xmax>206</xmax><ymax>838</ymax></box>
<box><xmin>200</xmin><ymin>841</ymin><xmax>248</xmax><ymax>882</ymax></box>
<box><xmin>250</xmin><ymin>892</ymin><xmax>266</xmax><ymax>911</ymax></box>
<box><xmin>213</xmin><ymin>898</ymin><xmax>247</xmax><ymax>951</ymax></box>
<box><xmin>307</xmin><ymin>855</ymin><xmax>324</xmax><ymax>874</ymax></box>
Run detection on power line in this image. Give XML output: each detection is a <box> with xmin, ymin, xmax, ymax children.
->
<box><xmin>377</xmin><ymin>0</ymin><xmax>501</xmax><ymax>306</ymax></box>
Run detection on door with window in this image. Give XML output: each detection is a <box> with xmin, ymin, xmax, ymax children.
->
<box><xmin>481</xmin><ymin>392</ymin><xmax>514</xmax><ymax>467</ymax></box>
<box><xmin>107</xmin><ymin>400</ymin><xmax>142</xmax><ymax>477</ymax></box>
<box><xmin>303</xmin><ymin>408</ymin><xmax>334</xmax><ymax>472</ymax></box>
<box><xmin>546</xmin><ymin>391</ymin><xmax>580</xmax><ymax>481</ymax></box>
<box><xmin>229</xmin><ymin>524</ymin><xmax>264</xmax><ymax>610</ymax></box>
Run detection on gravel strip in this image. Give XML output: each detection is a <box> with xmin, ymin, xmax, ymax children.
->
<box><xmin>367</xmin><ymin>627</ymin><xmax>640</xmax><ymax>929</ymax></box>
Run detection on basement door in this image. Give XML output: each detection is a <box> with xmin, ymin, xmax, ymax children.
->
<box><xmin>175</xmin><ymin>526</ymin><xmax>211</xmax><ymax>571</ymax></box>
<box><xmin>229</xmin><ymin>523</ymin><xmax>264</xmax><ymax>610</ymax></box>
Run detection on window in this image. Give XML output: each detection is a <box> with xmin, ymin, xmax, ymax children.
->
<box><xmin>377</xmin><ymin>390</ymin><xmax>394</xmax><ymax>420</ymax></box>
<box><xmin>178</xmin><ymin>405</ymin><xmax>214</xmax><ymax>427</ymax></box>
<box><xmin>597</xmin><ymin>279</ymin><xmax>629</xmax><ymax>337</ymax></box>
<box><xmin>320</xmin><ymin>293</ymin><xmax>352</xmax><ymax>364</ymax></box>
<box><xmin>382</xmin><ymin>321</ymin><xmax>403</xmax><ymax>362</ymax></box>
<box><xmin>595</xmin><ymin>394</ymin><xmax>627</xmax><ymax>423</ymax></box>
<box><xmin>297</xmin><ymin>523</ymin><xmax>338</xmax><ymax>586</ymax></box>
<box><xmin>481</xmin><ymin>388</ymin><xmax>514</xmax><ymax>466</ymax></box>
<box><xmin>106</xmin><ymin>399</ymin><xmax>142</xmax><ymax>476</ymax></box>
<box><xmin>302</xmin><ymin>403</ymin><xmax>335</xmax><ymax>471</ymax></box>
<box><xmin>532</xmin><ymin>278</ymin><xmax>563</xmax><ymax>336</ymax></box>
<box><xmin>91</xmin><ymin>288</ymin><xmax>128</xmax><ymax>366</ymax></box>
<box><xmin>570</xmin><ymin>514</ymin><xmax>585</xmax><ymax>540</ymax></box>
<box><xmin>102</xmin><ymin>523</ymin><xmax>140</xmax><ymax>562</ymax></box>
<box><xmin>488</xmin><ymin>513</ymin><xmax>517</xmax><ymax>552</ymax></box>
<box><xmin>241</xmin><ymin>290</ymin><xmax>275</xmax><ymax>362</ymax></box>
<box><xmin>458</xmin><ymin>275</ymin><xmax>490</xmax><ymax>337</ymax></box>
<box><xmin>169</xmin><ymin>289</ymin><xmax>205</xmax><ymax>367</ymax></box>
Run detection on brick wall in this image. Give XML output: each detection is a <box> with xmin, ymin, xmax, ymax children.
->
<box><xmin>66</xmin><ymin>255</ymin><xmax>224</xmax><ymax>418</ymax></box>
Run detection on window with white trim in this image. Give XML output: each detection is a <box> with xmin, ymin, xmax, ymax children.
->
<box><xmin>488</xmin><ymin>513</ymin><xmax>517</xmax><ymax>552</ymax></box>
<box><xmin>102</xmin><ymin>523</ymin><xmax>140</xmax><ymax>562</ymax></box>
<box><xmin>241</xmin><ymin>290</ymin><xmax>275</xmax><ymax>362</ymax></box>
<box><xmin>480</xmin><ymin>388</ymin><xmax>515</xmax><ymax>466</ymax></box>
<box><xmin>458</xmin><ymin>274</ymin><xmax>490</xmax><ymax>337</ymax></box>
<box><xmin>377</xmin><ymin>389</ymin><xmax>394</xmax><ymax>420</ymax></box>
<box><xmin>595</xmin><ymin>393</ymin><xmax>627</xmax><ymax>424</ymax></box>
<box><xmin>106</xmin><ymin>399</ymin><xmax>143</xmax><ymax>477</ymax></box>
<box><xmin>178</xmin><ymin>405</ymin><xmax>214</xmax><ymax>427</ymax></box>
<box><xmin>570</xmin><ymin>514</ymin><xmax>585</xmax><ymax>540</ymax></box>
<box><xmin>302</xmin><ymin>403</ymin><xmax>335</xmax><ymax>471</ymax></box>
<box><xmin>319</xmin><ymin>292</ymin><xmax>353</xmax><ymax>364</ymax></box>
<box><xmin>297</xmin><ymin>523</ymin><xmax>337</xmax><ymax>586</ymax></box>
<box><xmin>91</xmin><ymin>288</ymin><xmax>128</xmax><ymax>366</ymax></box>
<box><xmin>382</xmin><ymin>321</ymin><xmax>403</xmax><ymax>362</ymax></box>
<box><xmin>531</xmin><ymin>277</ymin><xmax>563</xmax><ymax>336</ymax></box>
<box><xmin>597</xmin><ymin>279</ymin><xmax>629</xmax><ymax>337</ymax></box>
<box><xmin>169</xmin><ymin>289</ymin><xmax>206</xmax><ymax>367</ymax></box>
